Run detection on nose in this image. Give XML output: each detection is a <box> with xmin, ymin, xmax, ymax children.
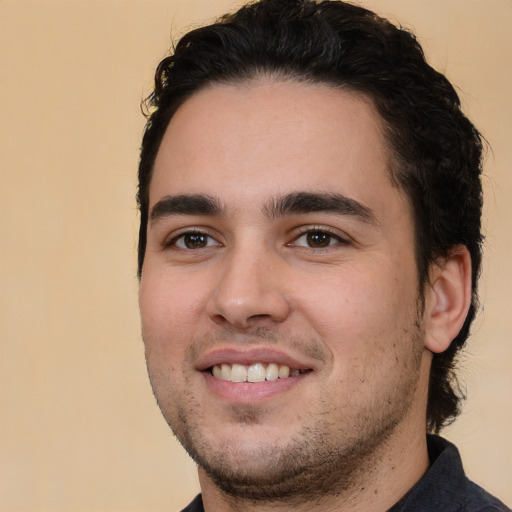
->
<box><xmin>206</xmin><ymin>245</ymin><xmax>291</xmax><ymax>330</ymax></box>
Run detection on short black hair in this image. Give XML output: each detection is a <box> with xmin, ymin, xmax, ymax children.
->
<box><xmin>137</xmin><ymin>0</ymin><xmax>484</xmax><ymax>433</ymax></box>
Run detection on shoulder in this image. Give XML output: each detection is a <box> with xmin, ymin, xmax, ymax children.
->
<box><xmin>392</xmin><ymin>436</ymin><xmax>510</xmax><ymax>512</ymax></box>
<box><xmin>458</xmin><ymin>480</ymin><xmax>511</xmax><ymax>512</ymax></box>
<box><xmin>180</xmin><ymin>494</ymin><xmax>204</xmax><ymax>512</ymax></box>
<box><xmin>431</xmin><ymin>437</ymin><xmax>510</xmax><ymax>512</ymax></box>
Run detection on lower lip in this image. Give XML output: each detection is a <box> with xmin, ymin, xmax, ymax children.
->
<box><xmin>202</xmin><ymin>371</ymin><xmax>307</xmax><ymax>403</ymax></box>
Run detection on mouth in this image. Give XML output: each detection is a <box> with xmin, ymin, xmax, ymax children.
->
<box><xmin>209</xmin><ymin>362</ymin><xmax>312</xmax><ymax>383</ymax></box>
<box><xmin>197</xmin><ymin>347</ymin><xmax>317</xmax><ymax>402</ymax></box>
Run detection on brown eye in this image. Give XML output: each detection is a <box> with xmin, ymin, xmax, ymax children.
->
<box><xmin>174</xmin><ymin>232</ymin><xmax>219</xmax><ymax>250</ymax></box>
<box><xmin>306</xmin><ymin>231</ymin><xmax>333</xmax><ymax>248</ymax></box>
<box><xmin>184</xmin><ymin>233</ymin><xmax>208</xmax><ymax>249</ymax></box>
<box><xmin>290</xmin><ymin>229</ymin><xmax>347</xmax><ymax>249</ymax></box>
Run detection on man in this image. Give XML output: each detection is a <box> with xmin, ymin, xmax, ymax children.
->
<box><xmin>137</xmin><ymin>0</ymin><xmax>510</xmax><ymax>510</ymax></box>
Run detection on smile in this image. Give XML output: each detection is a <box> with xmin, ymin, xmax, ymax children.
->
<box><xmin>210</xmin><ymin>363</ymin><xmax>309</xmax><ymax>382</ymax></box>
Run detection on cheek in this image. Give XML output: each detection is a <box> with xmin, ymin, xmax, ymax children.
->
<box><xmin>139</xmin><ymin>273</ymin><xmax>204</xmax><ymax>377</ymax></box>
<box><xmin>140</xmin><ymin>266</ymin><xmax>208</xmax><ymax>330</ymax></box>
<box><xmin>296</xmin><ymin>262</ymin><xmax>418</xmax><ymax>357</ymax></box>
<box><xmin>298</xmin><ymin>263</ymin><xmax>400</xmax><ymax>321</ymax></box>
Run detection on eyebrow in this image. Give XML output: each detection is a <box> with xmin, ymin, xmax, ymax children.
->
<box><xmin>264</xmin><ymin>192</ymin><xmax>378</xmax><ymax>225</ymax></box>
<box><xmin>149</xmin><ymin>191</ymin><xmax>377</xmax><ymax>226</ymax></box>
<box><xmin>150</xmin><ymin>194</ymin><xmax>222</xmax><ymax>223</ymax></box>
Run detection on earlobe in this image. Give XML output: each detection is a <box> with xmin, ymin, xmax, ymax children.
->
<box><xmin>424</xmin><ymin>245</ymin><xmax>472</xmax><ymax>354</ymax></box>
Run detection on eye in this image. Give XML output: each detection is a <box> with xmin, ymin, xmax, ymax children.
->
<box><xmin>172</xmin><ymin>231</ymin><xmax>221</xmax><ymax>250</ymax></box>
<box><xmin>292</xmin><ymin>229</ymin><xmax>346</xmax><ymax>249</ymax></box>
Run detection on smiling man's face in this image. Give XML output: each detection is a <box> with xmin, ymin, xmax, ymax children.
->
<box><xmin>139</xmin><ymin>80</ymin><xmax>434</xmax><ymax>501</ymax></box>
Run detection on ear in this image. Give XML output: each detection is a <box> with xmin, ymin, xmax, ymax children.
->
<box><xmin>423</xmin><ymin>245</ymin><xmax>473</xmax><ymax>354</ymax></box>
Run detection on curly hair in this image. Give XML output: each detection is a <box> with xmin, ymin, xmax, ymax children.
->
<box><xmin>137</xmin><ymin>0</ymin><xmax>484</xmax><ymax>433</ymax></box>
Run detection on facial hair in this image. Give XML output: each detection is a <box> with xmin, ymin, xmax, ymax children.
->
<box><xmin>145</xmin><ymin>313</ymin><xmax>426</xmax><ymax>506</ymax></box>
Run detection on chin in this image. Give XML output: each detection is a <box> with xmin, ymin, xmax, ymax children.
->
<box><xmin>194</xmin><ymin>440</ymin><xmax>319</xmax><ymax>501</ymax></box>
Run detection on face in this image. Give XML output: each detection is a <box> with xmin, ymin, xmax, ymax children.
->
<box><xmin>139</xmin><ymin>81</ymin><xmax>432</xmax><ymax>501</ymax></box>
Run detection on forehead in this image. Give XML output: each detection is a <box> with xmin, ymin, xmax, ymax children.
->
<box><xmin>150</xmin><ymin>80</ymin><xmax>402</xmax><ymax>218</ymax></box>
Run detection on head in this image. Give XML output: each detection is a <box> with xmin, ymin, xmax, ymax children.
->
<box><xmin>138</xmin><ymin>0</ymin><xmax>483</xmax><ymax>434</ymax></box>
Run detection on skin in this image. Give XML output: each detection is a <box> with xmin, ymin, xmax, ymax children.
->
<box><xmin>139</xmin><ymin>80</ymin><xmax>471</xmax><ymax>511</ymax></box>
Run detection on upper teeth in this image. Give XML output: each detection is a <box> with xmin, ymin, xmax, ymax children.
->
<box><xmin>211</xmin><ymin>363</ymin><xmax>300</xmax><ymax>383</ymax></box>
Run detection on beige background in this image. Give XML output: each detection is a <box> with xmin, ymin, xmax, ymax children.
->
<box><xmin>0</xmin><ymin>0</ymin><xmax>510</xmax><ymax>510</ymax></box>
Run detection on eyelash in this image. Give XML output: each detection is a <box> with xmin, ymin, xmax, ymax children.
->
<box><xmin>165</xmin><ymin>229</ymin><xmax>221</xmax><ymax>250</ymax></box>
<box><xmin>289</xmin><ymin>227</ymin><xmax>349</xmax><ymax>250</ymax></box>
<box><xmin>164</xmin><ymin>226</ymin><xmax>349</xmax><ymax>252</ymax></box>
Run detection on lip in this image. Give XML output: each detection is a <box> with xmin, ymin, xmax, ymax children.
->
<box><xmin>195</xmin><ymin>346</ymin><xmax>316</xmax><ymax>372</ymax></box>
<box><xmin>202</xmin><ymin>367</ymin><xmax>311</xmax><ymax>403</ymax></box>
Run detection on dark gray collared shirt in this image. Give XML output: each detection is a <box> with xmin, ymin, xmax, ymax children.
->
<box><xmin>389</xmin><ymin>435</ymin><xmax>510</xmax><ymax>512</ymax></box>
<box><xmin>181</xmin><ymin>436</ymin><xmax>510</xmax><ymax>511</ymax></box>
